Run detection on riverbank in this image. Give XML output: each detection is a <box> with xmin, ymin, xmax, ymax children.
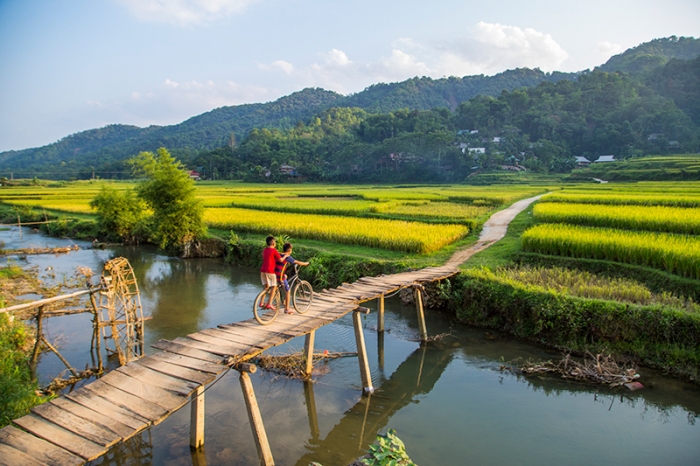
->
<box><xmin>0</xmin><ymin>264</ymin><xmax>49</xmax><ymax>427</ymax></box>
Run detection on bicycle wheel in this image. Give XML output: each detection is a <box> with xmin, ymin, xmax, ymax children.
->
<box><xmin>254</xmin><ymin>288</ymin><xmax>280</xmax><ymax>325</ymax></box>
<box><xmin>292</xmin><ymin>280</ymin><xmax>313</xmax><ymax>314</ymax></box>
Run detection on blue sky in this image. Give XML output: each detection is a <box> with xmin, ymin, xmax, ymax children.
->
<box><xmin>1</xmin><ymin>0</ymin><xmax>698</xmax><ymax>152</ymax></box>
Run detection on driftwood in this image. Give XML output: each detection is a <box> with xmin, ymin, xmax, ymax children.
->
<box><xmin>255</xmin><ymin>351</ymin><xmax>357</xmax><ymax>379</ymax></box>
<box><xmin>39</xmin><ymin>367</ymin><xmax>103</xmax><ymax>396</ymax></box>
<box><xmin>510</xmin><ymin>352</ymin><xmax>641</xmax><ymax>388</ymax></box>
<box><xmin>0</xmin><ymin>244</ymin><xmax>79</xmax><ymax>256</ymax></box>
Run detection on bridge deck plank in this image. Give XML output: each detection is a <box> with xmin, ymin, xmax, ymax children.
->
<box><xmin>64</xmin><ymin>389</ymin><xmax>151</xmax><ymax>430</ymax></box>
<box><xmin>133</xmin><ymin>356</ymin><xmax>216</xmax><ymax>385</ymax></box>
<box><xmin>47</xmin><ymin>397</ymin><xmax>134</xmax><ymax>439</ymax></box>
<box><xmin>12</xmin><ymin>414</ymin><xmax>105</xmax><ymax>461</ymax></box>
<box><xmin>30</xmin><ymin>402</ymin><xmax>120</xmax><ymax>448</ymax></box>
<box><xmin>0</xmin><ymin>425</ymin><xmax>82</xmax><ymax>466</ymax></box>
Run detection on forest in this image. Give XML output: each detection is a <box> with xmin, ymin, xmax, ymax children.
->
<box><xmin>191</xmin><ymin>61</ymin><xmax>700</xmax><ymax>183</ymax></box>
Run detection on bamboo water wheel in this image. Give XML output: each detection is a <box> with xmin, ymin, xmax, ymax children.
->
<box><xmin>98</xmin><ymin>257</ymin><xmax>145</xmax><ymax>365</ymax></box>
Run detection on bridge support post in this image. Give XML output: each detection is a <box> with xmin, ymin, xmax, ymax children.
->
<box><xmin>237</xmin><ymin>364</ymin><xmax>275</xmax><ymax>466</ymax></box>
<box><xmin>377</xmin><ymin>293</ymin><xmax>385</xmax><ymax>333</ymax></box>
<box><xmin>189</xmin><ymin>386</ymin><xmax>205</xmax><ymax>449</ymax></box>
<box><xmin>413</xmin><ymin>285</ymin><xmax>428</xmax><ymax>343</ymax></box>
<box><xmin>353</xmin><ymin>307</ymin><xmax>374</xmax><ymax>395</ymax></box>
<box><xmin>303</xmin><ymin>331</ymin><xmax>315</xmax><ymax>376</ymax></box>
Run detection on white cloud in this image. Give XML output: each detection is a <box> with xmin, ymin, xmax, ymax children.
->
<box><xmin>116</xmin><ymin>0</ymin><xmax>257</xmax><ymax>26</ymax></box>
<box><xmin>256</xmin><ymin>22</ymin><xmax>568</xmax><ymax>94</ymax></box>
<box><xmin>271</xmin><ymin>60</ymin><xmax>294</xmax><ymax>75</ymax></box>
<box><xmin>596</xmin><ymin>41</ymin><xmax>624</xmax><ymax>58</ymax></box>
<box><xmin>438</xmin><ymin>22</ymin><xmax>569</xmax><ymax>75</ymax></box>
<box><xmin>325</xmin><ymin>49</ymin><xmax>352</xmax><ymax>67</ymax></box>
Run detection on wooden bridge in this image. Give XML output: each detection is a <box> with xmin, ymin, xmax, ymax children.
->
<box><xmin>0</xmin><ymin>195</ymin><xmax>541</xmax><ymax>465</ymax></box>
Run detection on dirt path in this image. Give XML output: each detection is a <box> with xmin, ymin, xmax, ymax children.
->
<box><xmin>444</xmin><ymin>194</ymin><xmax>545</xmax><ymax>268</ymax></box>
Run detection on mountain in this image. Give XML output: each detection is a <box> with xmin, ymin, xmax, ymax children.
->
<box><xmin>597</xmin><ymin>36</ymin><xmax>700</xmax><ymax>74</ymax></box>
<box><xmin>0</xmin><ymin>88</ymin><xmax>343</xmax><ymax>177</ymax></box>
<box><xmin>1</xmin><ymin>36</ymin><xmax>698</xmax><ymax>179</ymax></box>
<box><xmin>338</xmin><ymin>68</ymin><xmax>576</xmax><ymax>113</ymax></box>
<box><xmin>646</xmin><ymin>55</ymin><xmax>700</xmax><ymax>126</ymax></box>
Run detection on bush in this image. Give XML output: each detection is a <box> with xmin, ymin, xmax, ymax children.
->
<box><xmin>0</xmin><ymin>314</ymin><xmax>48</xmax><ymax>426</ymax></box>
<box><xmin>448</xmin><ymin>270</ymin><xmax>700</xmax><ymax>381</ymax></box>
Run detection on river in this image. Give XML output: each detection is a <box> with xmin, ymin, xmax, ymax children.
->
<box><xmin>2</xmin><ymin>226</ymin><xmax>699</xmax><ymax>465</ymax></box>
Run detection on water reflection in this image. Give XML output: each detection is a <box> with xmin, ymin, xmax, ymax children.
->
<box><xmin>296</xmin><ymin>343</ymin><xmax>454</xmax><ymax>466</ymax></box>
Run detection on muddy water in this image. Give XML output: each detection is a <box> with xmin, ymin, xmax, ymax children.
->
<box><xmin>2</xmin><ymin>227</ymin><xmax>699</xmax><ymax>465</ymax></box>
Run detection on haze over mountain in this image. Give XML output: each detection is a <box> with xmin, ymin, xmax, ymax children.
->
<box><xmin>1</xmin><ymin>36</ymin><xmax>699</xmax><ymax>179</ymax></box>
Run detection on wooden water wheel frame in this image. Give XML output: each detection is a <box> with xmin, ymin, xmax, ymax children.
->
<box><xmin>98</xmin><ymin>257</ymin><xmax>145</xmax><ymax>365</ymax></box>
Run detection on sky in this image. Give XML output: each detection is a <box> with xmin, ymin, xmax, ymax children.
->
<box><xmin>0</xmin><ymin>0</ymin><xmax>699</xmax><ymax>153</ymax></box>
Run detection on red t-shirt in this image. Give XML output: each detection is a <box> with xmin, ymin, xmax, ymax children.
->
<box><xmin>260</xmin><ymin>247</ymin><xmax>282</xmax><ymax>273</ymax></box>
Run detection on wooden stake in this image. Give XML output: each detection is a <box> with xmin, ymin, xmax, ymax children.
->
<box><xmin>303</xmin><ymin>331</ymin><xmax>315</xmax><ymax>376</ymax></box>
<box><xmin>239</xmin><ymin>371</ymin><xmax>274</xmax><ymax>466</ymax></box>
<box><xmin>30</xmin><ymin>306</ymin><xmax>44</xmax><ymax>369</ymax></box>
<box><xmin>189</xmin><ymin>386</ymin><xmax>205</xmax><ymax>449</ymax></box>
<box><xmin>414</xmin><ymin>286</ymin><xmax>427</xmax><ymax>342</ymax></box>
<box><xmin>352</xmin><ymin>308</ymin><xmax>374</xmax><ymax>395</ymax></box>
<box><xmin>377</xmin><ymin>293</ymin><xmax>385</xmax><ymax>333</ymax></box>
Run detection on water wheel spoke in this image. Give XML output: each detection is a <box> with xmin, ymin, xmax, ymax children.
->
<box><xmin>97</xmin><ymin>257</ymin><xmax>145</xmax><ymax>366</ymax></box>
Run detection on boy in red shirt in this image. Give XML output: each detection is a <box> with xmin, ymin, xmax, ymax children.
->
<box><xmin>260</xmin><ymin>235</ymin><xmax>287</xmax><ymax>310</ymax></box>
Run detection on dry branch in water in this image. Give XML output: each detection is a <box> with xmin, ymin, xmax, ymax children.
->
<box><xmin>511</xmin><ymin>352</ymin><xmax>641</xmax><ymax>388</ymax></box>
<box><xmin>255</xmin><ymin>350</ymin><xmax>357</xmax><ymax>379</ymax></box>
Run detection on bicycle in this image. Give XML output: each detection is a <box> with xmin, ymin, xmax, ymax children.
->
<box><xmin>253</xmin><ymin>263</ymin><xmax>313</xmax><ymax>325</ymax></box>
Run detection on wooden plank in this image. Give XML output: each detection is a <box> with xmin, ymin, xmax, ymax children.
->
<box><xmin>0</xmin><ymin>425</ymin><xmax>82</xmax><ymax>466</ymax></box>
<box><xmin>13</xmin><ymin>414</ymin><xmax>105</xmax><ymax>461</ymax></box>
<box><xmin>186</xmin><ymin>331</ymin><xmax>253</xmax><ymax>353</ymax></box>
<box><xmin>31</xmin><ymin>402</ymin><xmax>120</xmax><ymax>447</ymax></box>
<box><xmin>171</xmin><ymin>337</ymin><xmax>247</xmax><ymax>358</ymax></box>
<box><xmin>99</xmin><ymin>371</ymin><xmax>188</xmax><ymax>412</ymax></box>
<box><xmin>197</xmin><ymin>328</ymin><xmax>264</xmax><ymax>349</ymax></box>
<box><xmin>198</xmin><ymin>328</ymin><xmax>264</xmax><ymax>348</ymax></box>
<box><xmin>0</xmin><ymin>442</ymin><xmax>46</xmax><ymax>466</ymax></box>
<box><xmin>79</xmin><ymin>381</ymin><xmax>168</xmax><ymax>423</ymax></box>
<box><xmin>65</xmin><ymin>388</ymin><xmax>150</xmax><ymax>431</ymax></box>
<box><xmin>152</xmin><ymin>339</ymin><xmax>225</xmax><ymax>364</ymax></box>
<box><xmin>135</xmin><ymin>356</ymin><xmax>215</xmax><ymax>385</ymax></box>
<box><xmin>215</xmin><ymin>326</ymin><xmax>287</xmax><ymax>347</ymax></box>
<box><xmin>116</xmin><ymin>363</ymin><xmax>200</xmax><ymax>397</ymax></box>
<box><xmin>48</xmin><ymin>397</ymin><xmax>133</xmax><ymax>439</ymax></box>
<box><xmin>148</xmin><ymin>351</ymin><xmax>226</xmax><ymax>375</ymax></box>
<box><xmin>219</xmin><ymin>322</ymin><xmax>295</xmax><ymax>340</ymax></box>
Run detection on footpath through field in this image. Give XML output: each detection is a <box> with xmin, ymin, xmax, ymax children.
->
<box><xmin>0</xmin><ymin>195</ymin><xmax>542</xmax><ymax>465</ymax></box>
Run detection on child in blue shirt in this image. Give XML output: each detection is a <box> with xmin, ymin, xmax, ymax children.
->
<box><xmin>275</xmin><ymin>242</ymin><xmax>309</xmax><ymax>314</ymax></box>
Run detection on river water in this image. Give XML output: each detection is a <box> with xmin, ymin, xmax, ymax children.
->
<box><xmin>2</xmin><ymin>226</ymin><xmax>699</xmax><ymax>465</ymax></box>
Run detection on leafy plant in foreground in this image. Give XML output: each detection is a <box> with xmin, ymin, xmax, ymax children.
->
<box><xmin>361</xmin><ymin>429</ymin><xmax>416</xmax><ymax>466</ymax></box>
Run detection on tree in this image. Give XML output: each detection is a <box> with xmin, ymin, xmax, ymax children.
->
<box><xmin>89</xmin><ymin>186</ymin><xmax>147</xmax><ymax>243</ymax></box>
<box><xmin>130</xmin><ymin>148</ymin><xmax>206</xmax><ymax>254</ymax></box>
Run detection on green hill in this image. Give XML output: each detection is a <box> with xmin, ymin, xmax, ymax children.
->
<box><xmin>597</xmin><ymin>36</ymin><xmax>700</xmax><ymax>74</ymax></box>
